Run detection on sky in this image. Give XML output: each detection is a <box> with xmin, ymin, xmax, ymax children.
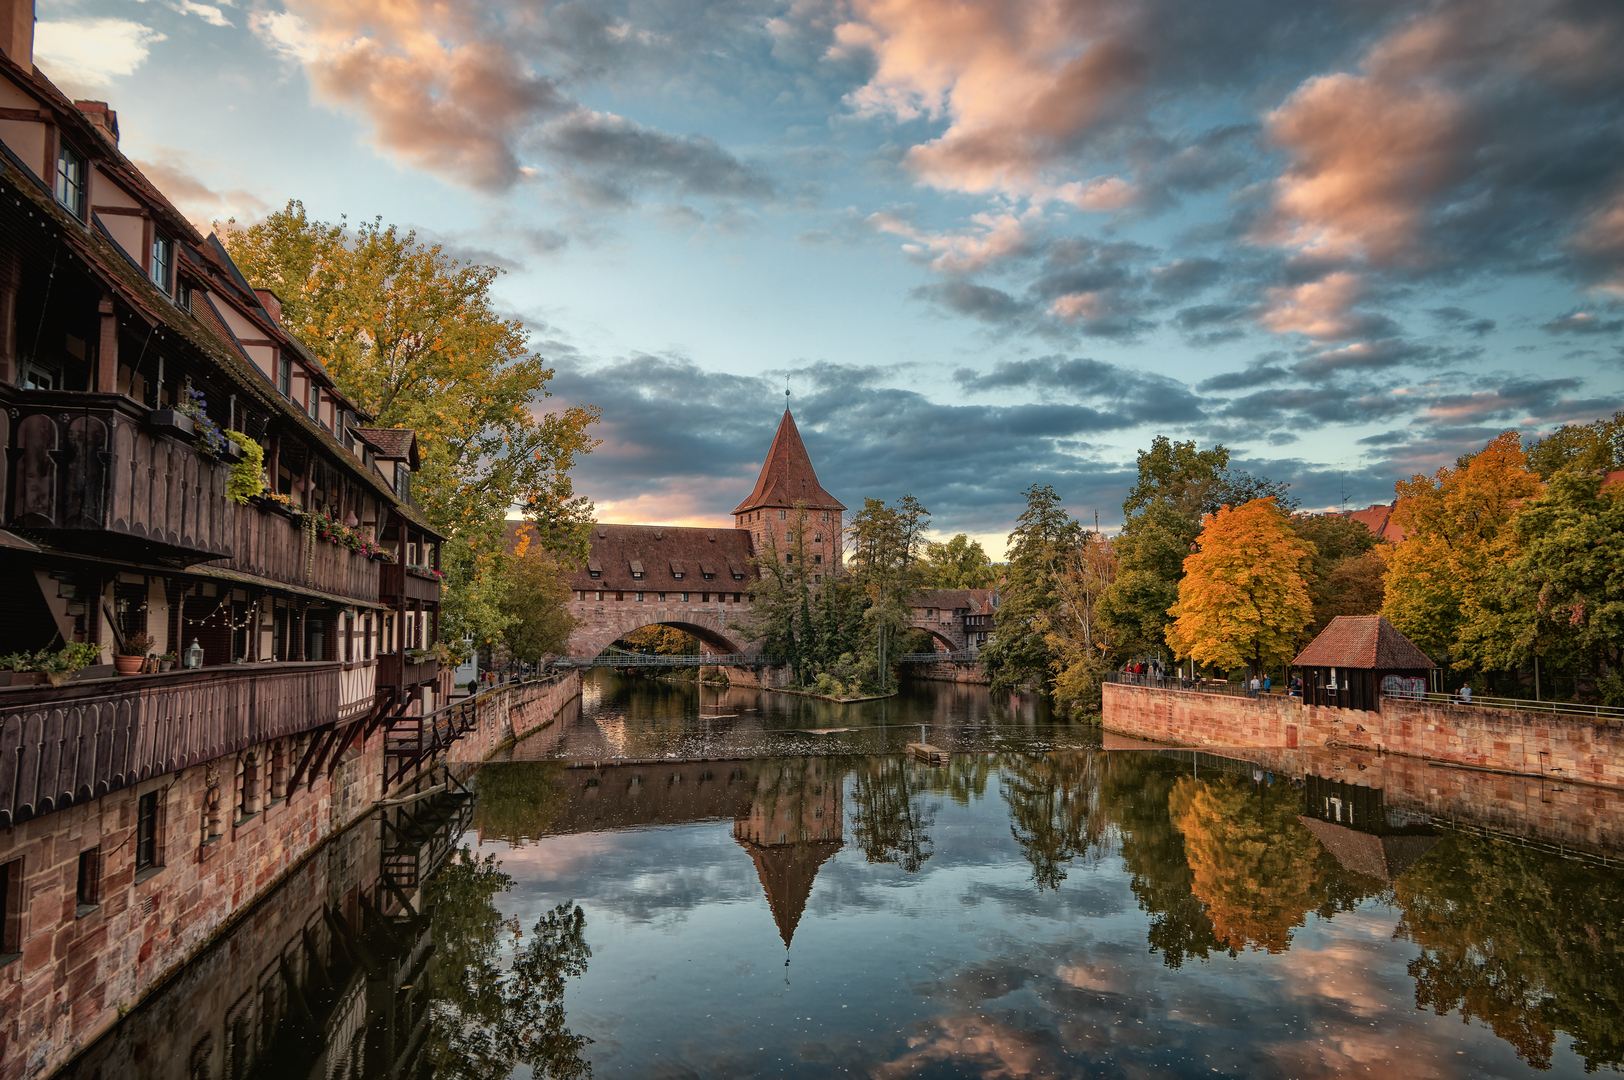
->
<box><xmin>31</xmin><ymin>0</ymin><xmax>1624</xmax><ymax>555</ymax></box>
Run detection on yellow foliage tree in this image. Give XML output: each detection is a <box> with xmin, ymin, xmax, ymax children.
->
<box><xmin>1381</xmin><ymin>431</ymin><xmax>1542</xmax><ymax>668</ymax></box>
<box><xmin>1165</xmin><ymin>497</ymin><xmax>1315</xmax><ymax>677</ymax></box>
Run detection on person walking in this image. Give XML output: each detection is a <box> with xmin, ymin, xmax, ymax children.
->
<box><xmin>1250</xmin><ymin>674</ymin><xmax>1261</xmax><ymax>698</ymax></box>
<box><xmin>1263</xmin><ymin>674</ymin><xmax>1271</xmax><ymax>695</ymax></box>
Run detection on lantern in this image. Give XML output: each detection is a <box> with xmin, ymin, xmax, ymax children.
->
<box><xmin>184</xmin><ymin>638</ymin><xmax>204</xmax><ymax>669</ymax></box>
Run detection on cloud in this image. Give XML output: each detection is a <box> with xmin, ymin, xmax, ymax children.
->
<box><xmin>538</xmin><ymin>109</ymin><xmax>775</xmax><ymax>206</ymax></box>
<box><xmin>953</xmin><ymin>355</ymin><xmax>1205</xmax><ymax>423</ymax></box>
<box><xmin>1260</xmin><ymin>272</ymin><xmax>1395</xmax><ymax>341</ymax></box>
<box><xmin>1428</xmin><ymin>306</ymin><xmax>1495</xmax><ymax>336</ymax></box>
<box><xmin>131</xmin><ymin>149</ymin><xmax>269</xmax><ymax>230</ymax></box>
<box><xmin>33</xmin><ymin>18</ymin><xmax>166</xmax><ymax>93</ymax></box>
<box><xmin>1542</xmin><ymin>310</ymin><xmax>1624</xmax><ymax>335</ymax></box>
<box><xmin>868</xmin><ymin>209</ymin><xmax>1038</xmax><ymax>274</ymax></box>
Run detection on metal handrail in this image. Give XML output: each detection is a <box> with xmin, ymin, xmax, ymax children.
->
<box><xmin>1387</xmin><ymin>690</ymin><xmax>1624</xmax><ymax>722</ymax></box>
<box><xmin>1103</xmin><ymin>670</ymin><xmax>1278</xmax><ymax>700</ymax></box>
<box><xmin>895</xmin><ymin>651</ymin><xmax>980</xmax><ymax>664</ymax></box>
<box><xmin>553</xmin><ymin>652</ymin><xmax>762</xmax><ymax>668</ymax></box>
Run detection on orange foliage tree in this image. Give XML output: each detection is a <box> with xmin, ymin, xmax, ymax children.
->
<box><xmin>1381</xmin><ymin>431</ymin><xmax>1542</xmax><ymax>668</ymax></box>
<box><xmin>1166</xmin><ymin>497</ymin><xmax>1315</xmax><ymax>677</ymax></box>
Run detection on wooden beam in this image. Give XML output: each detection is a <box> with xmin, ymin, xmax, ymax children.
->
<box><xmin>285</xmin><ymin>725</ymin><xmax>332</xmax><ymax>793</ymax></box>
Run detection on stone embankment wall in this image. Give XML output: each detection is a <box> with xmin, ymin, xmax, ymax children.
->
<box><xmin>0</xmin><ymin>726</ymin><xmax>392</xmax><ymax>1080</ymax></box>
<box><xmin>904</xmin><ymin>662</ymin><xmax>989</xmax><ymax>685</ymax></box>
<box><xmin>1103</xmin><ymin>682</ymin><xmax>1624</xmax><ymax>789</ymax></box>
<box><xmin>445</xmin><ymin>672</ymin><xmax>581</xmax><ymax>764</ymax></box>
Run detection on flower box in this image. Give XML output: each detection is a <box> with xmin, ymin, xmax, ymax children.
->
<box><xmin>149</xmin><ymin>409</ymin><xmax>196</xmax><ymax>438</ymax></box>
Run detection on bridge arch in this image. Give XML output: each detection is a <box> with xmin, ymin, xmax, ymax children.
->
<box><xmin>565</xmin><ymin>602</ymin><xmax>751</xmax><ymax>660</ymax></box>
<box><xmin>911</xmin><ymin>628</ymin><xmax>961</xmax><ymax>655</ymax></box>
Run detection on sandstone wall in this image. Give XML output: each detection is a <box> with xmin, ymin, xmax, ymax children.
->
<box><xmin>444</xmin><ymin>672</ymin><xmax>581</xmax><ymax>764</ymax></box>
<box><xmin>1102</xmin><ymin>682</ymin><xmax>1624</xmax><ymax>789</ymax></box>
<box><xmin>0</xmin><ymin>726</ymin><xmax>389</xmax><ymax>1080</ymax></box>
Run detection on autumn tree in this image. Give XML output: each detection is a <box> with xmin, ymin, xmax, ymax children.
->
<box><xmin>1382</xmin><ymin>431</ymin><xmax>1542</xmax><ymax>671</ymax></box>
<box><xmin>920</xmin><ymin>533</ymin><xmax>996</xmax><ymax>589</ymax></box>
<box><xmin>620</xmin><ymin>625</ymin><xmax>700</xmax><ymax>656</ymax></box>
<box><xmin>222</xmin><ymin>201</ymin><xmax>600</xmax><ymax>655</ymax></box>
<box><xmin>1039</xmin><ymin>538</ymin><xmax>1118</xmax><ymax>715</ymax></box>
<box><xmin>1102</xmin><ymin>436</ymin><xmax>1296</xmax><ymax>659</ymax></box>
<box><xmin>1166</xmin><ymin>497</ymin><xmax>1315</xmax><ymax>678</ymax></box>
<box><xmin>981</xmin><ymin>485</ymin><xmax>1086</xmax><ymax>695</ymax></box>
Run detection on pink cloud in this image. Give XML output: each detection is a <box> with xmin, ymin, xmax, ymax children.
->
<box><xmin>835</xmin><ymin>0</ymin><xmax>1145</xmax><ymax>199</ymax></box>
<box><xmin>1260</xmin><ymin>272</ymin><xmax>1371</xmax><ymax>340</ymax></box>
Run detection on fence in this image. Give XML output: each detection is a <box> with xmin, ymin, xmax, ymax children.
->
<box><xmin>1392</xmin><ymin>691</ymin><xmax>1624</xmax><ymax>724</ymax></box>
<box><xmin>1103</xmin><ymin>670</ymin><xmax>1278</xmax><ymax>701</ymax></box>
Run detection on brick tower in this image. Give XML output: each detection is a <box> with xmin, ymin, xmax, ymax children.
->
<box><xmin>733</xmin><ymin>409</ymin><xmax>845</xmax><ymax>582</ymax></box>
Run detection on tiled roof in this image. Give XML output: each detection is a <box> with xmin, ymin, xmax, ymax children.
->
<box><xmin>509</xmin><ymin>522</ymin><xmax>758</xmax><ymax>592</ymax></box>
<box><xmin>355</xmin><ymin>428</ymin><xmax>419</xmax><ymax>468</ymax></box>
<box><xmin>733</xmin><ymin>410</ymin><xmax>845</xmax><ymax>515</ymax></box>
<box><xmin>1342</xmin><ymin>503</ymin><xmax>1407</xmax><ymax>543</ymax></box>
<box><xmin>910</xmin><ymin>588</ymin><xmax>997</xmax><ymax>613</ymax></box>
<box><xmin>1292</xmin><ymin>616</ymin><xmax>1435</xmax><ymax>670</ymax></box>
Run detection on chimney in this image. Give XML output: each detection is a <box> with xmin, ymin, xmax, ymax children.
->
<box><xmin>1</xmin><ymin>0</ymin><xmax>32</xmax><ymax>69</ymax></box>
<box><xmin>255</xmin><ymin>289</ymin><xmax>282</xmax><ymax>325</ymax></box>
<box><xmin>74</xmin><ymin>100</ymin><xmax>119</xmax><ymax>146</ymax></box>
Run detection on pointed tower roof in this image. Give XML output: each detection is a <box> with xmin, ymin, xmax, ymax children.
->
<box><xmin>733</xmin><ymin>410</ymin><xmax>845</xmax><ymax>515</ymax></box>
<box><xmin>737</xmin><ymin>836</ymin><xmax>842</xmax><ymax>947</ymax></box>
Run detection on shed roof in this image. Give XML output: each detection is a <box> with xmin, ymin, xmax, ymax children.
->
<box><xmin>1292</xmin><ymin>615</ymin><xmax>1435</xmax><ymax>670</ymax></box>
<box><xmin>733</xmin><ymin>410</ymin><xmax>845</xmax><ymax>515</ymax></box>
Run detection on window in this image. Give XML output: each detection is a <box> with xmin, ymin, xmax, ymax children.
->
<box><xmin>136</xmin><ymin>791</ymin><xmax>163</xmax><ymax>875</ymax></box>
<box><xmin>733</xmin><ymin>573</ymin><xmax>744</xmax><ymax>581</ymax></box>
<box><xmin>344</xmin><ymin>612</ymin><xmax>355</xmax><ymax>662</ymax></box>
<box><xmin>814</xmin><ymin>575</ymin><xmax>822</xmax><ymax>584</ymax></box>
<box><xmin>364</xmin><ymin>613</ymin><xmax>374</xmax><ymax>660</ymax></box>
<box><xmin>814</xmin><ymin>553</ymin><xmax>822</xmax><ymax>564</ymax></box>
<box><xmin>54</xmin><ymin>142</ymin><xmax>86</xmax><ymax>217</ymax></box>
<box><xmin>701</xmin><ymin>593</ymin><xmax>710</xmax><ymax>603</ymax></box>
<box><xmin>277</xmin><ymin>356</ymin><xmax>291</xmax><ymax>398</ymax></box>
<box><xmin>821</xmin><ymin>511</ymin><xmax>830</xmax><ymax>523</ymax></box>
<box><xmin>615</xmin><ymin>592</ymin><xmax>624</xmax><ymax>601</ymax></box>
<box><xmin>814</xmin><ymin>532</ymin><xmax>822</xmax><ymax>543</ymax></box>
<box><xmin>150</xmin><ymin>235</ymin><xmax>172</xmax><ymax>292</ymax></box>
<box><xmin>778</xmin><ymin>510</ymin><xmax>787</xmax><ymax>520</ymax></box>
<box><xmin>589</xmin><ymin>569</ymin><xmax>601</xmax><ymax>579</ymax></box>
<box><xmin>785</xmin><ymin>553</ymin><xmax>794</xmax><ymax>563</ymax></box>
<box><xmin>307</xmin><ymin>380</ymin><xmax>319</xmax><ymax>419</ymax></box>
<box><xmin>681</xmin><ymin>592</ymin><xmax>689</xmax><ymax>602</ymax></box>
<box><xmin>176</xmin><ymin>278</ymin><xmax>192</xmax><ymax>312</ymax></box>
<box><xmin>658</xmin><ymin>592</ymin><xmax>666</xmax><ymax>601</ymax></box>
<box><xmin>635</xmin><ymin>592</ymin><xmax>644</xmax><ymax>601</ymax></box>
<box><xmin>76</xmin><ymin>848</ymin><xmax>101</xmax><ymax>916</ymax></box>
<box><xmin>632</xmin><ymin>571</ymin><xmax>643</xmax><ymax>579</ymax></box>
<box><xmin>0</xmin><ymin>858</ymin><xmax>20</xmax><ymax>960</ymax></box>
<box><xmin>673</xmin><ymin>572</ymin><xmax>683</xmax><ymax>580</ymax></box>
<box><xmin>702</xmin><ymin>572</ymin><xmax>714</xmax><ymax>581</ymax></box>
<box><xmin>595</xmin><ymin>591</ymin><xmax>604</xmax><ymax>602</ymax></box>
<box><xmin>733</xmin><ymin>593</ymin><xmax>741</xmax><ymax>603</ymax></box>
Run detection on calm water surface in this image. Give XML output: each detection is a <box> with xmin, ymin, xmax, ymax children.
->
<box><xmin>62</xmin><ymin>674</ymin><xmax>1624</xmax><ymax>1079</ymax></box>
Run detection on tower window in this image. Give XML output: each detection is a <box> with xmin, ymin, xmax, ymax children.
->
<box><xmin>136</xmin><ymin>790</ymin><xmax>164</xmax><ymax>873</ymax></box>
<box><xmin>778</xmin><ymin>509</ymin><xmax>787</xmax><ymax>520</ymax></box>
<box><xmin>76</xmin><ymin>848</ymin><xmax>102</xmax><ymax>916</ymax></box>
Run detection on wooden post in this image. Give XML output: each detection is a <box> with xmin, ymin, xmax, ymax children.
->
<box><xmin>96</xmin><ymin>295</ymin><xmax>117</xmax><ymax>393</ymax></box>
<box><xmin>0</xmin><ymin>245</ymin><xmax>18</xmax><ymax>385</ymax></box>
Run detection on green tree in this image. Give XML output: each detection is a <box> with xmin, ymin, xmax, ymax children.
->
<box><xmin>848</xmin><ymin>757</ymin><xmax>935</xmax><ymax>872</ymax></box>
<box><xmin>1040</xmin><ymin>539</ymin><xmax>1117</xmax><ymax>716</ymax></box>
<box><xmin>1289</xmin><ymin>513</ymin><xmax>1386</xmax><ymax>637</ymax></box>
<box><xmin>998</xmin><ymin>751</ymin><xmax>1108</xmax><ymax>889</ymax></box>
<box><xmin>498</xmin><ymin>540</ymin><xmax>577</xmax><ymax>664</ymax></box>
<box><xmin>1458</xmin><ymin>471</ymin><xmax>1624</xmax><ymax>696</ymax></box>
<box><xmin>1166</xmin><ymin>498</ymin><xmax>1316</xmax><ymax>678</ymax></box>
<box><xmin>981</xmin><ymin>485</ymin><xmax>1085</xmax><ymax>695</ymax></box>
<box><xmin>1524</xmin><ymin>412</ymin><xmax>1624</xmax><ymax>479</ymax></box>
<box><xmin>920</xmin><ymin>534</ymin><xmax>996</xmax><ymax>589</ymax></box>
<box><xmin>846</xmin><ymin>496</ymin><xmax>931</xmax><ymax>689</ymax></box>
<box><xmin>222</xmin><ymin>201</ymin><xmax>600</xmax><ymax>656</ymax></box>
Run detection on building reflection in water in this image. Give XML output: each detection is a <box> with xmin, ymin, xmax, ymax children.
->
<box><xmin>734</xmin><ymin>758</ymin><xmax>844</xmax><ymax>949</ymax></box>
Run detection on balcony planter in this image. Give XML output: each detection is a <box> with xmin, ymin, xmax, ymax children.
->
<box><xmin>148</xmin><ymin>409</ymin><xmax>196</xmax><ymax>438</ymax></box>
<box><xmin>222</xmin><ymin>439</ymin><xmax>246</xmax><ymax>462</ymax></box>
<box><xmin>1</xmin><ymin>672</ymin><xmax>48</xmax><ymax>686</ymax></box>
<box><xmin>114</xmin><ymin>655</ymin><xmax>145</xmax><ymax>676</ymax></box>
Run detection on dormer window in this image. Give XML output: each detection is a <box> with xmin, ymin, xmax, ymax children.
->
<box><xmin>703</xmin><ymin>573</ymin><xmax>714</xmax><ymax>581</ymax></box>
<box><xmin>54</xmin><ymin>142</ymin><xmax>86</xmax><ymax>218</ymax></box>
<box><xmin>307</xmin><ymin>380</ymin><xmax>319</xmax><ymax>420</ymax></box>
<box><xmin>589</xmin><ymin>569</ymin><xmax>601</xmax><ymax>579</ymax></box>
<box><xmin>673</xmin><ymin>572</ymin><xmax>684</xmax><ymax>580</ymax></box>
<box><xmin>277</xmin><ymin>356</ymin><xmax>291</xmax><ymax>398</ymax></box>
<box><xmin>150</xmin><ymin>235</ymin><xmax>172</xmax><ymax>292</ymax></box>
<box><xmin>732</xmin><ymin>572</ymin><xmax>744</xmax><ymax>581</ymax></box>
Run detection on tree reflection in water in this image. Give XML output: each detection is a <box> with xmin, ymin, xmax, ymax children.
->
<box><xmin>1396</xmin><ymin>832</ymin><xmax>1624</xmax><ymax>1072</ymax></box>
<box><xmin>997</xmin><ymin>750</ymin><xmax>1110</xmax><ymax>890</ymax></box>
<box><xmin>1168</xmin><ymin>773</ymin><xmax>1375</xmax><ymax>953</ymax></box>
<box><xmin>422</xmin><ymin>849</ymin><xmax>593</xmax><ymax>1080</ymax></box>
<box><xmin>848</xmin><ymin>757</ymin><xmax>936</xmax><ymax>872</ymax></box>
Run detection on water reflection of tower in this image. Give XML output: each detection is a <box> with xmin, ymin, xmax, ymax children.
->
<box><xmin>734</xmin><ymin>758</ymin><xmax>844</xmax><ymax>948</ymax></box>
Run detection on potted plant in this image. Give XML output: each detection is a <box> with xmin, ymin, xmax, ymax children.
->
<box><xmin>224</xmin><ymin>431</ymin><xmax>265</xmax><ymax>501</ymax></box>
<box><xmin>115</xmin><ymin>632</ymin><xmax>155</xmax><ymax>676</ymax></box>
<box><xmin>2</xmin><ymin>640</ymin><xmax>103</xmax><ymax>686</ymax></box>
<box><xmin>159</xmin><ymin>651</ymin><xmax>177</xmax><ymax>672</ymax></box>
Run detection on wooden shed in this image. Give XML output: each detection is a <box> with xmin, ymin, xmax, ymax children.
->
<box><xmin>1291</xmin><ymin>615</ymin><xmax>1436</xmax><ymax>712</ymax></box>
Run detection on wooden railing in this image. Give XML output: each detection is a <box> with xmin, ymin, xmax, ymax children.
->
<box><xmin>0</xmin><ymin>662</ymin><xmax>344</xmax><ymax>826</ymax></box>
<box><xmin>379</xmin><ymin>560</ymin><xmax>441</xmax><ymax>604</ymax></box>
<box><xmin>1</xmin><ymin>388</ymin><xmax>235</xmax><ymax>561</ymax></box>
<box><xmin>210</xmin><ymin>503</ymin><xmax>381</xmax><ymax>603</ymax></box>
<box><xmin>376</xmin><ymin>652</ymin><xmax>440</xmax><ymax>692</ymax></box>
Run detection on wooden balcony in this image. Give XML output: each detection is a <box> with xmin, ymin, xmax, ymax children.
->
<box><xmin>211</xmin><ymin>503</ymin><xmax>381</xmax><ymax>603</ymax></box>
<box><xmin>380</xmin><ymin>560</ymin><xmax>442</xmax><ymax>604</ymax></box>
<box><xmin>0</xmin><ymin>662</ymin><xmax>355</xmax><ymax>826</ymax></box>
<box><xmin>1</xmin><ymin>388</ymin><xmax>235</xmax><ymax>562</ymax></box>
<box><xmin>376</xmin><ymin>652</ymin><xmax>439</xmax><ymax>691</ymax></box>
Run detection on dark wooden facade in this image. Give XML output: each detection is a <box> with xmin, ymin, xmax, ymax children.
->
<box><xmin>1292</xmin><ymin>616</ymin><xmax>1437</xmax><ymax>714</ymax></box>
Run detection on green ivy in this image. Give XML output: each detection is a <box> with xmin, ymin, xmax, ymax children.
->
<box><xmin>225</xmin><ymin>430</ymin><xmax>265</xmax><ymax>504</ymax></box>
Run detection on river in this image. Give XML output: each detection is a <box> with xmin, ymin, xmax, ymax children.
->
<box><xmin>58</xmin><ymin>672</ymin><xmax>1624</xmax><ymax>1079</ymax></box>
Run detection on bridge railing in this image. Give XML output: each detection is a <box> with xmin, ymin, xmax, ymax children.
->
<box><xmin>895</xmin><ymin>651</ymin><xmax>980</xmax><ymax>664</ymax></box>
